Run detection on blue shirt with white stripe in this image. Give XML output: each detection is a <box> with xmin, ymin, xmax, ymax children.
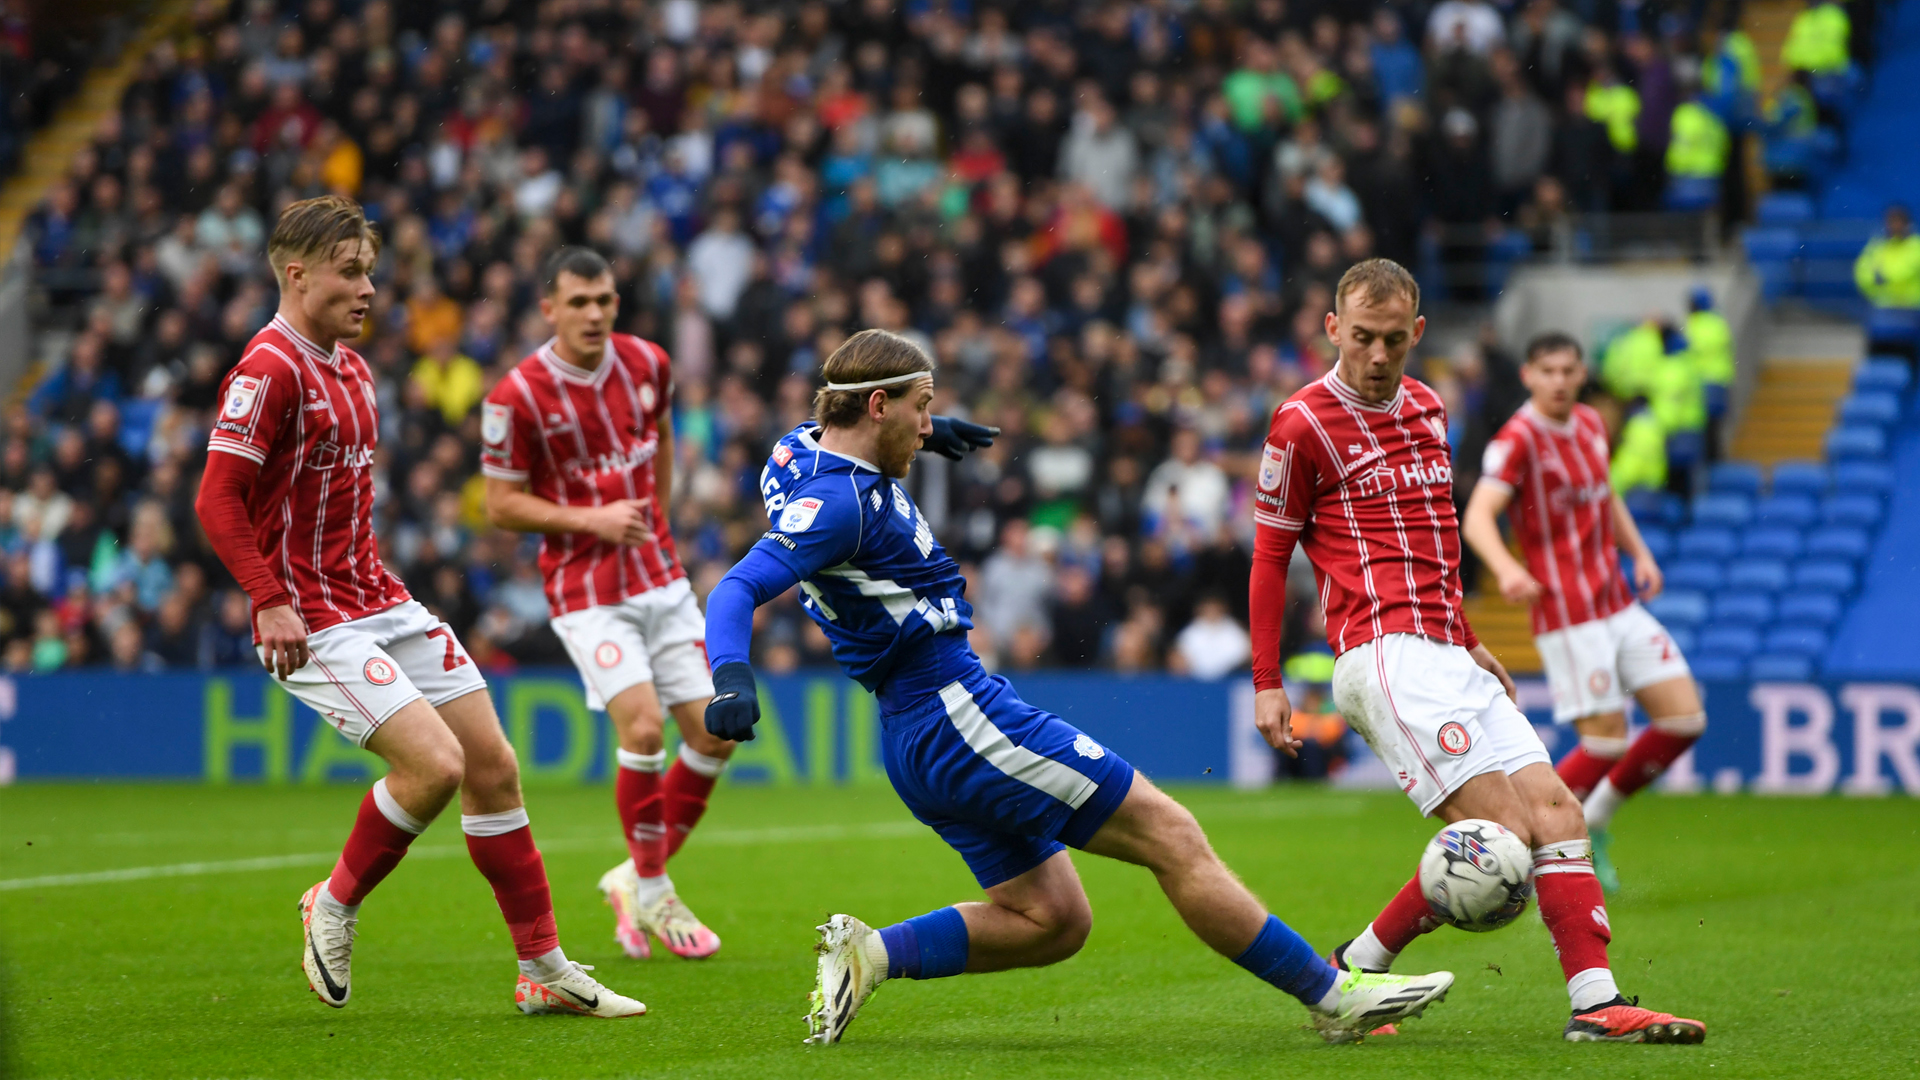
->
<box><xmin>706</xmin><ymin>424</ymin><xmax>978</xmax><ymax>712</ymax></box>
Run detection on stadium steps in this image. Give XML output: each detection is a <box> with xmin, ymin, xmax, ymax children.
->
<box><xmin>1740</xmin><ymin>0</ymin><xmax>1805</xmax><ymax>202</ymax></box>
<box><xmin>1730</xmin><ymin>363</ymin><xmax>1858</xmax><ymax>467</ymax></box>
<box><xmin>0</xmin><ymin>0</ymin><xmax>196</xmax><ymax>267</ymax></box>
<box><xmin>1464</xmin><ymin>594</ymin><xmax>1540</xmax><ymax>675</ymax></box>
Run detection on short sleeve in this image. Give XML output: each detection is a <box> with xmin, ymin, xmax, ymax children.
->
<box><xmin>206</xmin><ymin>351</ymin><xmax>297</xmax><ymax>466</ymax></box>
<box><xmin>753</xmin><ymin>475</ymin><xmax>865</xmax><ymax>580</ymax></box>
<box><xmin>1479</xmin><ymin>425</ymin><xmax>1529</xmax><ymax>491</ymax></box>
<box><xmin>478</xmin><ymin>380</ymin><xmax>533</xmax><ymax>482</ymax></box>
<box><xmin>1252</xmin><ymin>405</ymin><xmax>1321</xmax><ymax>537</ymax></box>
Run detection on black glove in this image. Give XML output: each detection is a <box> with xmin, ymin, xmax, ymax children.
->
<box><xmin>704</xmin><ymin>661</ymin><xmax>761</xmax><ymax>742</ymax></box>
<box><xmin>922</xmin><ymin>415</ymin><xmax>1000</xmax><ymax>461</ymax></box>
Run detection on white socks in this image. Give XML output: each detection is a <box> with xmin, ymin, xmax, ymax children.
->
<box><xmin>1342</xmin><ymin>926</ymin><xmax>1397</xmax><ymax>973</ymax></box>
<box><xmin>518</xmin><ymin>945</ymin><xmax>571</xmax><ymax>982</ymax></box>
<box><xmin>315</xmin><ymin>882</ymin><xmax>358</xmax><ymax>918</ymax></box>
<box><xmin>678</xmin><ymin>745</ymin><xmax>727</xmax><ymax>777</ymax></box>
<box><xmin>862</xmin><ymin>930</ymin><xmax>892</xmax><ymax>982</ymax></box>
<box><xmin>1568</xmin><ymin>967</ymin><xmax>1621</xmax><ymax>1012</ymax></box>
<box><xmin>617</xmin><ymin>748</ymin><xmax>666</xmax><ymax>773</ymax></box>
<box><xmin>371</xmin><ymin>777</ymin><xmax>428</xmax><ymax>834</ymax></box>
<box><xmin>460</xmin><ymin>807</ymin><xmax>531</xmax><ymax>836</ymax></box>
<box><xmin>1584</xmin><ymin>778</ymin><xmax>1626</xmax><ymax>830</ymax></box>
<box><xmin>635</xmin><ymin>871</ymin><xmax>674</xmax><ymax>907</ymax></box>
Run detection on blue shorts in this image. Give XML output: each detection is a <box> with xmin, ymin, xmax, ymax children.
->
<box><xmin>881</xmin><ymin>670</ymin><xmax>1136</xmax><ymax>889</ymax></box>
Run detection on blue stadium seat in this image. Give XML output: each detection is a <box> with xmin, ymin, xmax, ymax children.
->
<box><xmin>1624</xmin><ymin>489</ymin><xmax>1684</xmax><ymax>528</ymax></box>
<box><xmin>1822</xmin><ymin>493</ymin><xmax>1886</xmax><ymax>528</ymax></box>
<box><xmin>1698</xmin><ymin>626</ymin><xmax>1762</xmax><ymax>658</ymax></box>
<box><xmin>1756</xmin><ymin>192</ymin><xmax>1816</xmax><ymax>224</ymax></box>
<box><xmin>1825</xmin><ymin>425</ymin><xmax>1888</xmax><ymax>461</ymax></box>
<box><xmin>1748</xmin><ymin>654</ymin><xmax>1815</xmax><ymax>681</ymax></box>
<box><xmin>1831</xmin><ymin>462</ymin><xmax>1895</xmax><ymax>498</ymax></box>
<box><xmin>1854</xmin><ymin>358</ymin><xmax>1912</xmax><ymax>395</ymax></box>
<box><xmin>1742</xmin><ymin>527</ymin><xmax>1804</xmax><ymax>559</ymax></box>
<box><xmin>1805</xmin><ymin>526</ymin><xmax>1871</xmax><ymax>562</ymax></box>
<box><xmin>1706</xmin><ymin>462</ymin><xmax>1765</xmax><ymax>498</ymax></box>
<box><xmin>1753</xmin><ymin>495</ymin><xmax>1819</xmax><ymax>529</ymax></box>
<box><xmin>1690</xmin><ymin>655</ymin><xmax>1746</xmax><ymax>680</ymax></box>
<box><xmin>1638</xmin><ymin>526</ymin><xmax>1673</xmax><ymax>561</ymax></box>
<box><xmin>1710</xmin><ymin>591</ymin><xmax>1775</xmax><ymax>627</ymax></box>
<box><xmin>1665</xmin><ymin>560</ymin><xmax>1726</xmax><ymax>592</ymax></box>
<box><xmin>1793</xmin><ymin>560</ymin><xmax>1858</xmax><ymax>594</ymax></box>
<box><xmin>1839</xmin><ymin>391</ymin><xmax>1901</xmax><ymax>428</ymax></box>
<box><xmin>1742</xmin><ymin>227</ymin><xmax>1802</xmax><ymax>300</ymax></box>
<box><xmin>1645</xmin><ymin>590</ymin><xmax>1709</xmax><ymax>628</ymax></box>
<box><xmin>1666</xmin><ymin>626</ymin><xmax>1697</xmax><ymax>655</ymax></box>
<box><xmin>1727</xmin><ymin>558</ymin><xmax>1791</xmax><ymax>592</ymax></box>
<box><xmin>1690</xmin><ymin>493</ymin><xmax>1754</xmax><ymax>528</ymax></box>
<box><xmin>1676</xmin><ymin>527</ymin><xmax>1739</xmax><ymax>560</ymax></box>
<box><xmin>1777</xmin><ymin>591</ymin><xmax>1844</xmax><ymax>628</ymax></box>
<box><xmin>1769</xmin><ymin>460</ymin><xmax>1830</xmax><ymax>499</ymax></box>
<box><xmin>1764</xmin><ymin>626</ymin><xmax>1830</xmax><ymax>656</ymax></box>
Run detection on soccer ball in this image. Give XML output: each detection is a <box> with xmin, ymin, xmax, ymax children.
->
<box><xmin>1418</xmin><ymin>819</ymin><xmax>1534</xmax><ymax>933</ymax></box>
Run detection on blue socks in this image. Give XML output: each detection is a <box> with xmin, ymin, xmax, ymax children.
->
<box><xmin>1234</xmin><ymin>914</ymin><xmax>1339</xmax><ymax>1005</ymax></box>
<box><xmin>877</xmin><ymin>907</ymin><xmax>970</xmax><ymax>980</ymax></box>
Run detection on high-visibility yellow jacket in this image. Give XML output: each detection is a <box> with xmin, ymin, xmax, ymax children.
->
<box><xmin>1666</xmin><ymin>102</ymin><xmax>1729</xmax><ymax>179</ymax></box>
<box><xmin>1649</xmin><ymin>355</ymin><xmax>1707</xmax><ymax>434</ymax></box>
<box><xmin>1586</xmin><ymin>82</ymin><xmax>1641</xmax><ymax>154</ymax></box>
<box><xmin>1686</xmin><ymin>310</ymin><xmax>1735</xmax><ymax>387</ymax></box>
<box><xmin>1855</xmin><ymin>234</ymin><xmax>1920</xmax><ymax>309</ymax></box>
<box><xmin>1602</xmin><ymin>322</ymin><xmax>1664</xmax><ymax>399</ymax></box>
<box><xmin>1783</xmin><ymin>2</ymin><xmax>1851</xmax><ymax>74</ymax></box>
<box><xmin>1703</xmin><ymin>30</ymin><xmax>1761</xmax><ymax>96</ymax></box>
<box><xmin>1611</xmin><ymin>410</ymin><xmax>1669</xmax><ymax>493</ymax></box>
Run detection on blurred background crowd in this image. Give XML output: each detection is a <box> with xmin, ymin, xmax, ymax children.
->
<box><xmin>0</xmin><ymin>0</ymin><xmax>1872</xmax><ymax>681</ymax></box>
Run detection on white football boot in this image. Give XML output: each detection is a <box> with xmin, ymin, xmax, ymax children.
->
<box><xmin>515</xmin><ymin>962</ymin><xmax>648</xmax><ymax>1018</ymax></box>
<box><xmin>297</xmin><ymin>881</ymin><xmax>355</xmax><ymax>1008</ymax></box>
<box><xmin>635</xmin><ymin>891</ymin><xmax>722</xmax><ymax>959</ymax></box>
<box><xmin>804</xmin><ymin>914</ymin><xmax>887</xmax><ymax>1045</ymax></box>
<box><xmin>1312</xmin><ymin>968</ymin><xmax>1455</xmax><ymax>1044</ymax></box>
<box><xmin>597</xmin><ymin>861</ymin><xmax>652</xmax><ymax>960</ymax></box>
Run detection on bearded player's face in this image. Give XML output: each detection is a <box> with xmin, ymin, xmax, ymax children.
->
<box><xmin>875</xmin><ymin>378</ymin><xmax>935</xmax><ymax>478</ymax></box>
<box><xmin>1325</xmin><ymin>289</ymin><xmax>1425</xmax><ymax>404</ymax></box>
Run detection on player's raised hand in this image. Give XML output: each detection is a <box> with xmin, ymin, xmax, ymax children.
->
<box><xmin>256</xmin><ymin>603</ymin><xmax>310</xmax><ymax>680</ymax></box>
<box><xmin>1494</xmin><ymin>564</ymin><xmax>1543</xmax><ymax>606</ymax></box>
<box><xmin>705</xmin><ymin>662</ymin><xmax>761</xmax><ymax>741</ymax></box>
<box><xmin>1631</xmin><ymin>553</ymin><xmax>1664</xmax><ymax>599</ymax></box>
<box><xmin>1254</xmin><ymin>687</ymin><xmax>1304</xmax><ymax>758</ymax></box>
<box><xmin>586</xmin><ymin>498</ymin><xmax>655</xmax><ymax>547</ymax></box>
<box><xmin>922</xmin><ymin>416</ymin><xmax>1000</xmax><ymax>461</ymax></box>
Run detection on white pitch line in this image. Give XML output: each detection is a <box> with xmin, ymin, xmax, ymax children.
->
<box><xmin>0</xmin><ymin>796</ymin><xmax>1363</xmax><ymax>894</ymax></box>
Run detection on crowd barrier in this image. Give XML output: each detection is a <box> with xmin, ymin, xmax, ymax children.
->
<box><xmin>0</xmin><ymin>670</ymin><xmax>1914</xmax><ymax>795</ymax></box>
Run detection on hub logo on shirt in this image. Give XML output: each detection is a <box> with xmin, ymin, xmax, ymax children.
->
<box><xmin>779</xmin><ymin>496</ymin><xmax>824</xmax><ymax>532</ymax></box>
<box><xmin>223</xmin><ymin>376</ymin><xmax>261</xmax><ymax>421</ymax></box>
<box><xmin>1399</xmin><ymin>455</ymin><xmax>1453</xmax><ymax>488</ymax></box>
<box><xmin>364</xmin><ymin>657</ymin><xmax>398</xmax><ymax>686</ymax></box>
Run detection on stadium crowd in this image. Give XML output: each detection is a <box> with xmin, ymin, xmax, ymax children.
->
<box><xmin>1</xmin><ymin>0</ymin><xmax>1816</xmax><ymax>678</ymax></box>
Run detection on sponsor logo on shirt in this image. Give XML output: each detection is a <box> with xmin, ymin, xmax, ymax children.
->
<box><xmin>760</xmin><ymin>530</ymin><xmax>797</xmax><ymax>550</ymax></box>
<box><xmin>482</xmin><ymin>402</ymin><xmax>512</xmax><ymax>447</ymax></box>
<box><xmin>223</xmin><ymin>376</ymin><xmax>261</xmax><ymax>420</ymax></box>
<box><xmin>309</xmin><ymin>441</ymin><xmax>375</xmax><ymax>470</ymax></box>
<box><xmin>772</xmin><ymin>445</ymin><xmax>793</xmax><ymax>467</ymax></box>
<box><xmin>779</xmin><ymin>496</ymin><xmax>824</xmax><ymax>533</ymax></box>
<box><xmin>1549</xmin><ymin>481</ymin><xmax>1612</xmax><ymax>513</ymax></box>
<box><xmin>1354</xmin><ymin>463</ymin><xmax>1398</xmax><ymax>497</ymax></box>
<box><xmin>1398</xmin><ymin>455</ymin><xmax>1453</xmax><ymax>488</ymax></box>
<box><xmin>560</xmin><ymin>437</ymin><xmax>658</xmax><ymax>482</ymax></box>
<box><xmin>1258</xmin><ymin>443</ymin><xmax>1288</xmax><ymax>492</ymax></box>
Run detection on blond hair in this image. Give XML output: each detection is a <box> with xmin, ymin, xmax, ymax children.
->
<box><xmin>268</xmin><ymin>195</ymin><xmax>381</xmax><ymax>289</ymax></box>
<box><xmin>813</xmin><ymin>329</ymin><xmax>935</xmax><ymax>428</ymax></box>
<box><xmin>1335</xmin><ymin>257</ymin><xmax>1420</xmax><ymax>313</ymax></box>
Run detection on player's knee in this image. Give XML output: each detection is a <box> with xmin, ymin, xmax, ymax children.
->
<box><xmin>413</xmin><ymin>740</ymin><xmax>466</xmax><ymax>799</ymax></box>
<box><xmin>1652</xmin><ymin>711</ymin><xmax>1706</xmax><ymax>737</ymax></box>
<box><xmin>1530</xmin><ymin>789</ymin><xmax>1586</xmax><ymax>845</ymax></box>
<box><xmin>461</xmin><ymin>735</ymin><xmax>523</xmax><ymax>804</ymax></box>
<box><xmin>616</xmin><ymin>704</ymin><xmax>666</xmax><ymax>754</ymax></box>
<box><xmin>1034</xmin><ymin>893</ymin><xmax>1094</xmax><ymax>962</ymax></box>
<box><xmin>679</xmin><ymin>721</ymin><xmax>734</xmax><ymax>759</ymax></box>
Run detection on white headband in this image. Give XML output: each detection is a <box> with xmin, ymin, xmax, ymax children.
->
<box><xmin>823</xmin><ymin>370</ymin><xmax>935</xmax><ymax>392</ymax></box>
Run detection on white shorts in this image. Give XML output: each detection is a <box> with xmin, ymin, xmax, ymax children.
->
<box><xmin>1332</xmin><ymin>633</ymin><xmax>1553</xmax><ymax>817</ymax></box>
<box><xmin>264</xmin><ymin>600</ymin><xmax>488</xmax><ymax>748</ymax></box>
<box><xmin>549</xmin><ymin>577</ymin><xmax>715</xmax><ymax>712</ymax></box>
<box><xmin>1535</xmin><ymin>601</ymin><xmax>1692</xmax><ymax>724</ymax></box>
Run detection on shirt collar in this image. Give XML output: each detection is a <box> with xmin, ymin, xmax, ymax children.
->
<box><xmin>1323</xmin><ymin>369</ymin><xmax>1404</xmax><ymax>412</ymax></box>
<box><xmin>1522</xmin><ymin>401</ymin><xmax>1576</xmax><ymax>433</ymax></box>
<box><xmin>538</xmin><ymin>337</ymin><xmax>613</xmax><ymax>387</ymax></box>
<box><xmin>797</xmin><ymin>425</ymin><xmax>880</xmax><ymax>473</ymax></box>
<box><xmin>272</xmin><ymin>314</ymin><xmax>340</xmax><ymax>366</ymax></box>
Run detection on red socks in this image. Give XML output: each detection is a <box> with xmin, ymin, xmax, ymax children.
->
<box><xmin>464</xmin><ymin>809</ymin><xmax>560</xmax><ymax>961</ymax></box>
<box><xmin>616</xmin><ymin>750</ymin><xmax>668</xmax><ymax>876</ymax></box>
<box><xmin>663</xmin><ymin>750</ymin><xmax>725</xmax><ymax>857</ymax></box>
<box><xmin>326</xmin><ymin>779</ymin><xmax>424</xmax><ymax>906</ymax></box>
<box><xmin>1555</xmin><ymin>744</ymin><xmax>1622</xmax><ymax>801</ymax></box>
<box><xmin>1370</xmin><ymin>874</ymin><xmax>1444</xmax><ymax>954</ymax></box>
<box><xmin>1607</xmin><ymin>728</ymin><xmax>1699</xmax><ymax>797</ymax></box>
<box><xmin>1533</xmin><ymin>840</ymin><xmax>1614</xmax><ymax>988</ymax></box>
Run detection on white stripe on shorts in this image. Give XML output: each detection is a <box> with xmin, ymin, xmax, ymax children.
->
<box><xmin>939</xmin><ymin>682</ymin><xmax>1097</xmax><ymax>809</ymax></box>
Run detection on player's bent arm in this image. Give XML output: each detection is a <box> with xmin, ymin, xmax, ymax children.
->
<box><xmin>194</xmin><ymin>450</ymin><xmax>307</xmax><ymax>677</ymax></box>
<box><xmin>1609</xmin><ymin>493</ymin><xmax>1664</xmax><ymax>598</ymax></box>
<box><xmin>1463</xmin><ymin>481</ymin><xmax>1542</xmax><ymax>605</ymax></box>
<box><xmin>703</xmin><ymin>547</ymin><xmax>806</xmax><ymax>741</ymax></box>
<box><xmin>483</xmin><ymin>476</ymin><xmax>651</xmax><ymax>546</ymax></box>
<box><xmin>1248</xmin><ymin>517</ymin><xmax>1303</xmax><ymax>757</ymax></box>
<box><xmin>653</xmin><ymin>414</ymin><xmax>674</xmax><ymax>527</ymax></box>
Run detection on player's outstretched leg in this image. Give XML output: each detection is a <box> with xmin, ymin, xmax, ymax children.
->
<box><xmin>1582</xmin><ymin>684</ymin><xmax>1706</xmax><ymax>892</ymax></box>
<box><xmin>301</xmin><ymin>701</ymin><xmax>463</xmax><ymax>1008</ymax></box>
<box><xmin>600</xmin><ymin>684</ymin><xmax>727</xmax><ymax>960</ymax></box>
<box><xmin>438</xmin><ymin>690</ymin><xmax>646</xmax><ymax>1017</ymax></box>
<box><xmin>1555</xmin><ymin>720</ymin><xmax>1630</xmax><ymax>893</ymax></box>
<box><xmin>1342</xmin><ymin>766</ymin><xmax>1703</xmax><ymax>1044</ymax></box>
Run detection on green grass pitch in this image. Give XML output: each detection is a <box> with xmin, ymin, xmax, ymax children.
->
<box><xmin>1</xmin><ymin>782</ymin><xmax>1916</xmax><ymax>1079</ymax></box>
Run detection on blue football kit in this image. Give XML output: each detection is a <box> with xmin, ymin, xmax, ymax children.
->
<box><xmin>704</xmin><ymin>424</ymin><xmax>1136</xmax><ymax>887</ymax></box>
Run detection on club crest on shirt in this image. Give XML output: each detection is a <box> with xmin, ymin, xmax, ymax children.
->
<box><xmin>1073</xmin><ymin>734</ymin><xmax>1105</xmax><ymax>760</ymax></box>
<box><xmin>779</xmin><ymin>496</ymin><xmax>824</xmax><ymax>532</ymax></box>
<box><xmin>481</xmin><ymin>402</ymin><xmax>512</xmax><ymax>447</ymax></box>
<box><xmin>1258</xmin><ymin>444</ymin><xmax>1289</xmax><ymax>492</ymax></box>
<box><xmin>1437</xmin><ymin>721</ymin><xmax>1471</xmax><ymax>755</ymax></box>
<box><xmin>638</xmin><ymin>382</ymin><xmax>657</xmax><ymax>413</ymax></box>
<box><xmin>364</xmin><ymin>657</ymin><xmax>397</xmax><ymax>686</ymax></box>
<box><xmin>1425</xmin><ymin>415</ymin><xmax>1448</xmax><ymax>443</ymax></box>
<box><xmin>595</xmin><ymin>641</ymin><xmax>622</xmax><ymax>668</ymax></box>
<box><xmin>223</xmin><ymin>376</ymin><xmax>261</xmax><ymax>420</ymax></box>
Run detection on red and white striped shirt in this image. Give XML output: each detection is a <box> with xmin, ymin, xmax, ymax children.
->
<box><xmin>206</xmin><ymin>315</ymin><xmax>410</xmax><ymax>637</ymax></box>
<box><xmin>1250</xmin><ymin>372</ymin><xmax>1477</xmax><ymax>689</ymax></box>
<box><xmin>1480</xmin><ymin>402</ymin><xmax>1633</xmax><ymax>635</ymax></box>
<box><xmin>480</xmin><ymin>334</ymin><xmax>684</xmax><ymax>617</ymax></box>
